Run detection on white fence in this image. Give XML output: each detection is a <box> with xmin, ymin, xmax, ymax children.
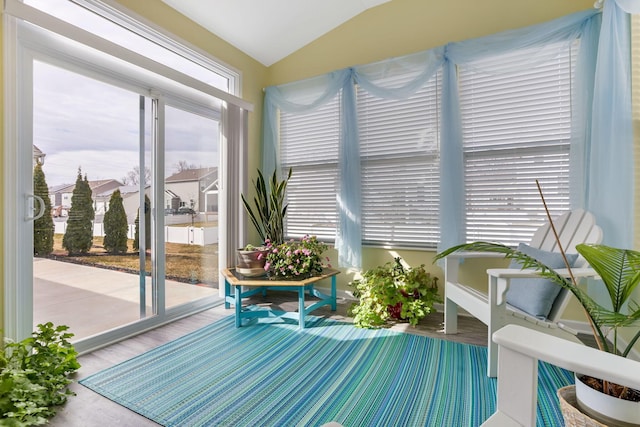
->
<box><xmin>53</xmin><ymin>222</ymin><xmax>218</xmax><ymax>246</ymax></box>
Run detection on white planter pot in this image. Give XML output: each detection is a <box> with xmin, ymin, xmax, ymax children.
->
<box><xmin>575</xmin><ymin>374</ymin><xmax>640</xmax><ymax>427</ymax></box>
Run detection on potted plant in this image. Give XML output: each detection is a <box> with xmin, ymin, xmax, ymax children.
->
<box><xmin>434</xmin><ymin>241</ymin><xmax>640</xmax><ymax>425</ymax></box>
<box><xmin>263</xmin><ymin>234</ymin><xmax>329</xmax><ymax>280</ymax></box>
<box><xmin>237</xmin><ymin>168</ymin><xmax>292</xmax><ymax>276</ymax></box>
<box><xmin>348</xmin><ymin>257</ymin><xmax>441</xmax><ymax>328</ymax></box>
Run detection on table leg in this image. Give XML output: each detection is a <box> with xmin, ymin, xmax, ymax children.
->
<box><xmin>224</xmin><ymin>278</ymin><xmax>231</xmax><ymax>309</ymax></box>
<box><xmin>235</xmin><ymin>285</ymin><xmax>242</xmax><ymax>328</ymax></box>
<box><xmin>298</xmin><ymin>286</ymin><xmax>306</xmax><ymax>329</ymax></box>
<box><xmin>331</xmin><ymin>276</ymin><xmax>337</xmax><ymax>311</ymax></box>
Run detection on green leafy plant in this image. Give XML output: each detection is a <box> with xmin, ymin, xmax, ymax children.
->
<box><xmin>434</xmin><ymin>242</ymin><xmax>640</xmax><ymax>399</ymax></box>
<box><xmin>241</xmin><ymin>168</ymin><xmax>292</xmax><ymax>246</ymax></box>
<box><xmin>348</xmin><ymin>258</ymin><xmax>441</xmax><ymax>328</ymax></box>
<box><xmin>0</xmin><ymin>323</ymin><xmax>81</xmax><ymax>425</ymax></box>
<box><xmin>264</xmin><ymin>235</ymin><xmax>329</xmax><ymax>279</ymax></box>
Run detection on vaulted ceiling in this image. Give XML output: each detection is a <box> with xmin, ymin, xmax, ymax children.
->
<box><xmin>160</xmin><ymin>0</ymin><xmax>392</xmax><ymax>66</ymax></box>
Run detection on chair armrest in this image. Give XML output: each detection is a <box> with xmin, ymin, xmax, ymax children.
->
<box><xmin>444</xmin><ymin>251</ymin><xmax>505</xmax><ymax>260</ymax></box>
<box><xmin>484</xmin><ymin>325</ymin><xmax>640</xmax><ymax>427</ymax></box>
<box><xmin>493</xmin><ymin>325</ymin><xmax>640</xmax><ymax>390</ymax></box>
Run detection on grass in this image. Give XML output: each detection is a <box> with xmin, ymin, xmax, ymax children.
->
<box><xmin>48</xmin><ymin>234</ymin><xmax>219</xmax><ymax>287</ymax></box>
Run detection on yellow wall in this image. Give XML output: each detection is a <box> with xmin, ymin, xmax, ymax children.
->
<box><xmin>267</xmin><ymin>0</ymin><xmax>595</xmax><ymax>85</ymax></box>
<box><xmin>0</xmin><ymin>15</ymin><xmax>4</xmax><ymax>332</ymax></box>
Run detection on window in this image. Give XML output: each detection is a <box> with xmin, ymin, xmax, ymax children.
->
<box><xmin>4</xmin><ymin>0</ymin><xmax>248</xmax><ymax>348</ymax></box>
<box><xmin>276</xmin><ymin>45</ymin><xmax>576</xmax><ymax>251</ymax></box>
<box><xmin>459</xmin><ymin>43</ymin><xmax>576</xmax><ymax>246</ymax></box>
<box><xmin>280</xmin><ymin>96</ymin><xmax>341</xmax><ymax>240</ymax></box>
<box><xmin>24</xmin><ymin>0</ymin><xmax>239</xmax><ymax>93</ymax></box>
<box><xmin>357</xmin><ymin>73</ymin><xmax>440</xmax><ymax>247</ymax></box>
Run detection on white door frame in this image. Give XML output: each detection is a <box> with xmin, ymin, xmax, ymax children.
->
<box><xmin>3</xmin><ymin>14</ymin><xmax>240</xmax><ymax>351</ymax></box>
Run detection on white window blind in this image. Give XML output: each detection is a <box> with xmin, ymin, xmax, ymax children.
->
<box><xmin>459</xmin><ymin>43</ymin><xmax>576</xmax><ymax>246</ymax></box>
<box><xmin>357</xmin><ymin>73</ymin><xmax>441</xmax><ymax>247</ymax></box>
<box><xmin>280</xmin><ymin>96</ymin><xmax>341</xmax><ymax>240</ymax></box>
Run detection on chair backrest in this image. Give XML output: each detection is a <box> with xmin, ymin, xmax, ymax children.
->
<box><xmin>528</xmin><ymin>209</ymin><xmax>603</xmax><ymax>321</ymax></box>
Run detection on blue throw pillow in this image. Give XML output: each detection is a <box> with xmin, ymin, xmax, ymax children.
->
<box><xmin>505</xmin><ymin>243</ymin><xmax>578</xmax><ymax>319</ymax></box>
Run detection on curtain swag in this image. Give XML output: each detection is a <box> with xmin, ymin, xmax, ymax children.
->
<box><xmin>263</xmin><ymin>6</ymin><xmax>634</xmax><ymax>269</ymax></box>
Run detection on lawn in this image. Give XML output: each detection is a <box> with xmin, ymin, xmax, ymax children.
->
<box><xmin>48</xmin><ymin>234</ymin><xmax>219</xmax><ymax>287</ymax></box>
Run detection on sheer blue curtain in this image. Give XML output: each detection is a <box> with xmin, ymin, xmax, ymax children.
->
<box><xmin>586</xmin><ymin>0</ymin><xmax>639</xmax><ymax>248</ymax></box>
<box><xmin>263</xmin><ymin>5</ymin><xmax>634</xmax><ymax>268</ymax></box>
<box><xmin>438</xmin><ymin>9</ymin><xmax>601</xmax><ymax>253</ymax></box>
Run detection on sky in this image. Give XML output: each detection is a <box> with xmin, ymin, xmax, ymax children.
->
<box><xmin>33</xmin><ymin>61</ymin><xmax>219</xmax><ymax>187</ymax></box>
<box><xmin>28</xmin><ymin>0</ymin><xmax>223</xmax><ymax>188</ymax></box>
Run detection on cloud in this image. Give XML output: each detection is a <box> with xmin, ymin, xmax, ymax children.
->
<box><xmin>33</xmin><ymin>61</ymin><xmax>220</xmax><ymax>186</ymax></box>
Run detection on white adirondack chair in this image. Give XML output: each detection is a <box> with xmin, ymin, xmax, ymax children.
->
<box><xmin>442</xmin><ymin>209</ymin><xmax>603</xmax><ymax>377</ymax></box>
<box><xmin>482</xmin><ymin>325</ymin><xmax>640</xmax><ymax>427</ymax></box>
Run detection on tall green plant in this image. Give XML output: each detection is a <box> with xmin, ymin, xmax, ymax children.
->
<box><xmin>62</xmin><ymin>169</ymin><xmax>94</xmax><ymax>255</ymax></box>
<box><xmin>103</xmin><ymin>189</ymin><xmax>128</xmax><ymax>254</ymax></box>
<box><xmin>241</xmin><ymin>168</ymin><xmax>292</xmax><ymax>245</ymax></box>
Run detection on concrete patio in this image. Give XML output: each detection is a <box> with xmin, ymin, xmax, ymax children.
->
<box><xmin>33</xmin><ymin>258</ymin><xmax>220</xmax><ymax>341</ymax></box>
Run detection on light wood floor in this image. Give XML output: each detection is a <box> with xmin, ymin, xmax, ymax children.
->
<box><xmin>48</xmin><ymin>292</ymin><xmax>488</xmax><ymax>427</ymax></box>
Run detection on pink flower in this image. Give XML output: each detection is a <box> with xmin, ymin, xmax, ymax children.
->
<box><xmin>264</xmin><ymin>261</ymin><xmax>271</xmax><ymax>271</ymax></box>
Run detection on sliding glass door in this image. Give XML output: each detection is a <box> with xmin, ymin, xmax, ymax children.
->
<box><xmin>31</xmin><ymin>60</ymin><xmax>156</xmax><ymax>340</ymax></box>
<box><xmin>4</xmin><ymin>1</ymin><xmax>246</xmax><ymax>351</ymax></box>
<box><xmin>21</xmin><ymin>49</ymin><xmax>223</xmax><ymax>351</ymax></box>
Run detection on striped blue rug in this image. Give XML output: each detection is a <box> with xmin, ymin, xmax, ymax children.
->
<box><xmin>80</xmin><ymin>315</ymin><xmax>572</xmax><ymax>426</ymax></box>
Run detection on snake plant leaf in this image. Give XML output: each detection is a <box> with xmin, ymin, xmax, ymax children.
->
<box><xmin>241</xmin><ymin>168</ymin><xmax>291</xmax><ymax>245</ymax></box>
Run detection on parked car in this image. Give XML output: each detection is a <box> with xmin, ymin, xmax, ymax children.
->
<box><xmin>177</xmin><ymin>206</ymin><xmax>196</xmax><ymax>215</ymax></box>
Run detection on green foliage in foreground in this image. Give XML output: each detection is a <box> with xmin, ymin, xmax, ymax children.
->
<box><xmin>0</xmin><ymin>323</ymin><xmax>80</xmax><ymax>426</ymax></box>
<box><xmin>349</xmin><ymin>258</ymin><xmax>441</xmax><ymax>328</ymax></box>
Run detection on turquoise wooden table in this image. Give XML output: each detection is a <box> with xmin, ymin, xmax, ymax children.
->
<box><xmin>222</xmin><ymin>268</ymin><xmax>339</xmax><ymax>329</ymax></box>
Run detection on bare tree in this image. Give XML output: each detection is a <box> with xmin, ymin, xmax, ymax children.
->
<box><xmin>122</xmin><ymin>165</ymin><xmax>151</xmax><ymax>185</ymax></box>
<box><xmin>174</xmin><ymin>160</ymin><xmax>197</xmax><ymax>172</ymax></box>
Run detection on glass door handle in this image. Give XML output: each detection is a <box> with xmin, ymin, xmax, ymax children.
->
<box><xmin>26</xmin><ymin>194</ymin><xmax>46</xmax><ymax>221</ymax></box>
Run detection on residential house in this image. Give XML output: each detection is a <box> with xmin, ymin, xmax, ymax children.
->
<box><xmin>94</xmin><ymin>184</ymin><xmax>151</xmax><ymax>223</ymax></box>
<box><xmin>2</xmin><ymin>0</ymin><xmax>637</xmax><ymax>396</ymax></box>
<box><xmin>49</xmin><ymin>179</ymin><xmax>123</xmax><ymax>216</ymax></box>
<box><xmin>164</xmin><ymin>167</ymin><xmax>218</xmax><ymax>213</ymax></box>
<box><xmin>32</xmin><ymin>144</ymin><xmax>45</xmax><ymax>166</ymax></box>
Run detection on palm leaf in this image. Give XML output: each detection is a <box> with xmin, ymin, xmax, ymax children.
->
<box><xmin>434</xmin><ymin>241</ymin><xmax>640</xmax><ymax>354</ymax></box>
<box><xmin>576</xmin><ymin>244</ymin><xmax>640</xmax><ymax>312</ymax></box>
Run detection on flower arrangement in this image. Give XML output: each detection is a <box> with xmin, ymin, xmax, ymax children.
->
<box><xmin>263</xmin><ymin>235</ymin><xmax>330</xmax><ymax>279</ymax></box>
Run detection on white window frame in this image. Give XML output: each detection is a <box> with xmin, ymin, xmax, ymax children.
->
<box><xmin>280</xmin><ymin>96</ymin><xmax>341</xmax><ymax>241</ymax></box>
<box><xmin>459</xmin><ymin>43</ymin><xmax>576</xmax><ymax>246</ymax></box>
<box><xmin>357</xmin><ymin>73</ymin><xmax>441</xmax><ymax>248</ymax></box>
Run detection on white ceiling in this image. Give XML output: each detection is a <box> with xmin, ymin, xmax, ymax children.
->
<box><xmin>160</xmin><ymin>0</ymin><xmax>392</xmax><ymax>67</ymax></box>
